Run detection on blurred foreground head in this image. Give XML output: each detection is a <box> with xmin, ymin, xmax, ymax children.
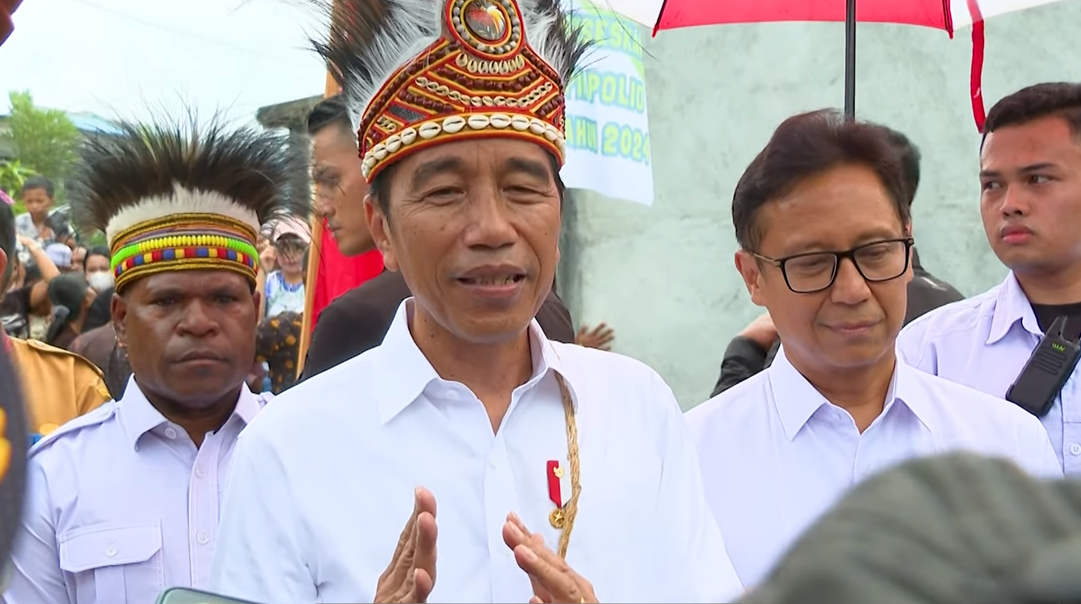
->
<box><xmin>0</xmin><ymin>312</ymin><xmax>28</xmax><ymax>585</ymax></box>
<box><xmin>743</xmin><ymin>453</ymin><xmax>1081</xmax><ymax>604</ymax></box>
<box><xmin>0</xmin><ymin>0</ymin><xmax>23</xmax><ymax>46</ymax></box>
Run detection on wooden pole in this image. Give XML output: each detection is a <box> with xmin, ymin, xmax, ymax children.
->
<box><xmin>296</xmin><ymin>70</ymin><xmax>342</xmax><ymax>377</ymax></box>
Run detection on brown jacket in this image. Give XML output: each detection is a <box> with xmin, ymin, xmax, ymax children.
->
<box><xmin>9</xmin><ymin>337</ymin><xmax>110</xmax><ymax>437</ymax></box>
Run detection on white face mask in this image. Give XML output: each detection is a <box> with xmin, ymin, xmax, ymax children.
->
<box><xmin>87</xmin><ymin>271</ymin><xmax>115</xmax><ymax>294</ymax></box>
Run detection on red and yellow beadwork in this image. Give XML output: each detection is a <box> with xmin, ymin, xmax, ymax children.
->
<box><xmin>358</xmin><ymin>0</ymin><xmax>568</xmax><ymax>181</ymax></box>
<box><xmin>109</xmin><ymin>213</ymin><xmax>259</xmax><ymax>292</ymax></box>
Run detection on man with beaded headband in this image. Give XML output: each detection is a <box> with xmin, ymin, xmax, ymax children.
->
<box><xmin>3</xmin><ymin>117</ymin><xmax>308</xmax><ymax>604</ymax></box>
<box><xmin>210</xmin><ymin>0</ymin><xmax>742</xmax><ymax>602</ymax></box>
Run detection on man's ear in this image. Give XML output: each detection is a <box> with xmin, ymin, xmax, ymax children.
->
<box><xmin>365</xmin><ymin>195</ymin><xmax>397</xmax><ymax>272</ymax></box>
<box><xmin>251</xmin><ymin>289</ymin><xmax>262</xmax><ymax>317</ymax></box>
<box><xmin>110</xmin><ymin>292</ymin><xmax>128</xmax><ymax>346</ymax></box>
<box><xmin>734</xmin><ymin>250</ymin><xmax>768</xmax><ymax>307</ymax></box>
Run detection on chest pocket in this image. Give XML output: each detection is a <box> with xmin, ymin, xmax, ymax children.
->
<box><xmin>59</xmin><ymin>524</ymin><xmax>164</xmax><ymax>604</ymax></box>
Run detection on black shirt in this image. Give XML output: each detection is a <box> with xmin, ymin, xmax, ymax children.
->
<box><xmin>1031</xmin><ymin>302</ymin><xmax>1081</xmax><ymax>340</ymax></box>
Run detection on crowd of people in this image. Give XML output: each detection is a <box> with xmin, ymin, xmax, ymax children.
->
<box><xmin>3</xmin><ymin>0</ymin><xmax>1081</xmax><ymax>602</ymax></box>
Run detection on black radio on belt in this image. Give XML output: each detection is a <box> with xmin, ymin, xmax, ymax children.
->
<box><xmin>1006</xmin><ymin>316</ymin><xmax>1081</xmax><ymax>417</ymax></box>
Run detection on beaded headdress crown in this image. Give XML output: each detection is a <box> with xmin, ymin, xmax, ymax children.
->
<box><xmin>308</xmin><ymin>0</ymin><xmax>591</xmax><ymax>182</ymax></box>
<box><xmin>69</xmin><ymin>118</ymin><xmax>309</xmax><ymax>292</ymax></box>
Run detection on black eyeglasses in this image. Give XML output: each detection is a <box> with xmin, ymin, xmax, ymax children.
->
<box><xmin>753</xmin><ymin>237</ymin><xmax>914</xmax><ymax>294</ymax></box>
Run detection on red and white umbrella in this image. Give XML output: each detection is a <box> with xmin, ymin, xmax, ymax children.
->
<box><xmin>628</xmin><ymin>0</ymin><xmax>1069</xmax><ymax>128</ymax></box>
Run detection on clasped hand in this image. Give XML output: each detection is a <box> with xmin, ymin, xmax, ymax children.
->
<box><xmin>374</xmin><ymin>488</ymin><xmax>597</xmax><ymax>603</ymax></box>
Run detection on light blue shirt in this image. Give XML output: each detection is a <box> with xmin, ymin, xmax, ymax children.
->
<box><xmin>898</xmin><ymin>272</ymin><xmax>1081</xmax><ymax>475</ymax></box>
<box><xmin>686</xmin><ymin>347</ymin><xmax>1061</xmax><ymax>589</ymax></box>
<box><xmin>3</xmin><ymin>377</ymin><xmax>270</xmax><ymax>604</ymax></box>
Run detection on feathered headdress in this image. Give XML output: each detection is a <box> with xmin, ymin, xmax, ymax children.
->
<box><xmin>69</xmin><ymin>117</ymin><xmax>310</xmax><ymax>292</ymax></box>
<box><xmin>305</xmin><ymin>0</ymin><xmax>591</xmax><ymax>181</ymax></box>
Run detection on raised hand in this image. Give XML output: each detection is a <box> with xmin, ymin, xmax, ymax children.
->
<box><xmin>374</xmin><ymin>487</ymin><xmax>439</xmax><ymax>603</ymax></box>
<box><xmin>502</xmin><ymin>513</ymin><xmax>598</xmax><ymax>604</ymax></box>
<box><xmin>738</xmin><ymin>312</ymin><xmax>777</xmax><ymax>350</ymax></box>
<box><xmin>575</xmin><ymin>323</ymin><xmax>615</xmax><ymax>351</ymax></box>
<box><xmin>257</xmin><ymin>239</ymin><xmax>277</xmax><ymax>274</ymax></box>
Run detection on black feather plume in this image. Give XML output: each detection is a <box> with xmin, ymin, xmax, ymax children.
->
<box><xmin>69</xmin><ymin>114</ymin><xmax>310</xmax><ymax>236</ymax></box>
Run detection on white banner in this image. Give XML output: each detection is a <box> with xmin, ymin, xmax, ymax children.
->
<box><xmin>560</xmin><ymin>0</ymin><xmax>655</xmax><ymax>206</ymax></box>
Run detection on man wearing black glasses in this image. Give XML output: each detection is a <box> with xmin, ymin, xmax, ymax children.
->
<box><xmin>684</xmin><ymin>109</ymin><xmax>1061</xmax><ymax>590</ymax></box>
<box><xmin>708</xmin><ymin>126</ymin><xmax>962</xmax><ymax>398</ymax></box>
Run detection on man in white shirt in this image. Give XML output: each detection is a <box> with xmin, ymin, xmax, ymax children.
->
<box><xmin>687</xmin><ymin>109</ymin><xmax>1061</xmax><ymax>590</ymax></box>
<box><xmin>898</xmin><ymin>82</ymin><xmax>1081</xmax><ymax>476</ymax></box>
<box><xmin>209</xmin><ymin>0</ymin><xmax>742</xmax><ymax>602</ymax></box>
<box><xmin>2</xmin><ymin>117</ymin><xmax>308</xmax><ymax>604</ymax></box>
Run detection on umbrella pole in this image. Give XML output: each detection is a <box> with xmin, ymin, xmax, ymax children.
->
<box><xmin>844</xmin><ymin>0</ymin><xmax>856</xmax><ymax>120</ymax></box>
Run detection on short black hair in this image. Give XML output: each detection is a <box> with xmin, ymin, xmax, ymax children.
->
<box><xmin>732</xmin><ymin>109</ymin><xmax>911</xmax><ymax>251</ymax></box>
<box><xmin>84</xmin><ymin>246</ymin><xmax>110</xmax><ymax>272</ymax></box>
<box><xmin>306</xmin><ymin>95</ymin><xmax>353</xmax><ymax>137</ymax></box>
<box><xmin>983</xmin><ymin>82</ymin><xmax>1081</xmax><ymax>147</ymax></box>
<box><xmin>21</xmin><ymin>176</ymin><xmax>54</xmax><ymax>198</ymax></box>
<box><xmin>882</xmin><ymin>127</ymin><xmax>921</xmax><ymax>207</ymax></box>
<box><xmin>0</xmin><ymin>202</ymin><xmax>14</xmax><ymax>289</ymax></box>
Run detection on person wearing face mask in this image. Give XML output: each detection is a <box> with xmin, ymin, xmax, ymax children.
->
<box><xmin>2</xmin><ymin>113</ymin><xmax>305</xmax><ymax>604</ymax></box>
<box><xmin>69</xmin><ymin>251</ymin><xmax>127</xmax><ymax>398</ymax></box>
<box><xmin>0</xmin><ymin>202</ymin><xmax>109</xmax><ymax>443</ymax></box>
<box><xmin>82</xmin><ymin>246</ymin><xmax>113</xmax><ymax>294</ymax></box>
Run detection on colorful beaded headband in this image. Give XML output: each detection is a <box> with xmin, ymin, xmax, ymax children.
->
<box><xmin>358</xmin><ymin>0</ymin><xmax>567</xmax><ymax>182</ymax></box>
<box><xmin>109</xmin><ymin>213</ymin><xmax>259</xmax><ymax>292</ymax></box>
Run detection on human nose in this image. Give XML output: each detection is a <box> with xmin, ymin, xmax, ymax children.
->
<box><xmin>177</xmin><ymin>300</ymin><xmax>220</xmax><ymax>337</ymax></box>
<box><xmin>829</xmin><ymin>257</ymin><xmax>872</xmax><ymax>306</ymax></box>
<box><xmin>463</xmin><ymin>186</ymin><xmax>517</xmax><ymax>250</ymax></box>
<box><xmin>998</xmin><ymin>185</ymin><xmax>1030</xmax><ymax>217</ymax></box>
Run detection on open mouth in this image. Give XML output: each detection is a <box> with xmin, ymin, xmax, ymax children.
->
<box><xmin>458</xmin><ymin>274</ymin><xmax>525</xmax><ymax>286</ymax></box>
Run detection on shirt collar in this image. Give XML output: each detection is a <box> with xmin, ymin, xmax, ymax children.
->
<box><xmin>769</xmin><ymin>347</ymin><xmax>935</xmax><ymax>440</ymax></box>
<box><xmin>373</xmin><ymin>298</ymin><xmax>577</xmax><ymax>424</ymax></box>
<box><xmin>118</xmin><ymin>375</ymin><xmax>262</xmax><ymax>450</ymax></box>
<box><xmin>987</xmin><ymin>271</ymin><xmax>1043</xmax><ymax>345</ymax></box>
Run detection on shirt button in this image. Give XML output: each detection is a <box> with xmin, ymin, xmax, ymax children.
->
<box><xmin>195</xmin><ymin>466</ymin><xmax>207</xmax><ymax>478</ymax></box>
<box><xmin>164</xmin><ymin>428</ymin><xmax>178</xmax><ymax>439</ymax></box>
<box><xmin>197</xmin><ymin>531</ymin><xmax>210</xmax><ymax>545</ymax></box>
<box><xmin>1070</xmin><ymin>444</ymin><xmax>1081</xmax><ymax>456</ymax></box>
<box><xmin>488</xmin><ymin>457</ymin><xmax>497</xmax><ymax>468</ymax></box>
<box><xmin>105</xmin><ymin>546</ymin><xmax>118</xmax><ymax>557</ymax></box>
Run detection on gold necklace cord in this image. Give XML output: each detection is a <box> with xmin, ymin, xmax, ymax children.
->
<box><xmin>555</xmin><ymin>373</ymin><xmax>581</xmax><ymax>560</ymax></box>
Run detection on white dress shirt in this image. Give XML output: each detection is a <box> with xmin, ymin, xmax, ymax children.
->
<box><xmin>898</xmin><ymin>272</ymin><xmax>1081</xmax><ymax>475</ymax></box>
<box><xmin>3</xmin><ymin>377</ymin><xmax>269</xmax><ymax>604</ymax></box>
<box><xmin>686</xmin><ymin>348</ymin><xmax>1061</xmax><ymax>589</ymax></box>
<box><xmin>210</xmin><ymin>300</ymin><xmax>742</xmax><ymax>604</ymax></box>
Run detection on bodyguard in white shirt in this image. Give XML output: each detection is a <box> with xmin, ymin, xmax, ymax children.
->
<box><xmin>209</xmin><ymin>0</ymin><xmax>742</xmax><ymax>602</ymax></box>
<box><xmin>687</xmin><ymin>110</ymin><xmax>1062</xmax><ymax>590</ymax></box>
<box><xmin>2</xmin><ymin>118</ymin><xmax>307</xmax><ymax>604</ymax></box>
<box><xmin>898</xmin><ymin>82</ymin><xmax>1081</xmax><ymax>476</ymax></box>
